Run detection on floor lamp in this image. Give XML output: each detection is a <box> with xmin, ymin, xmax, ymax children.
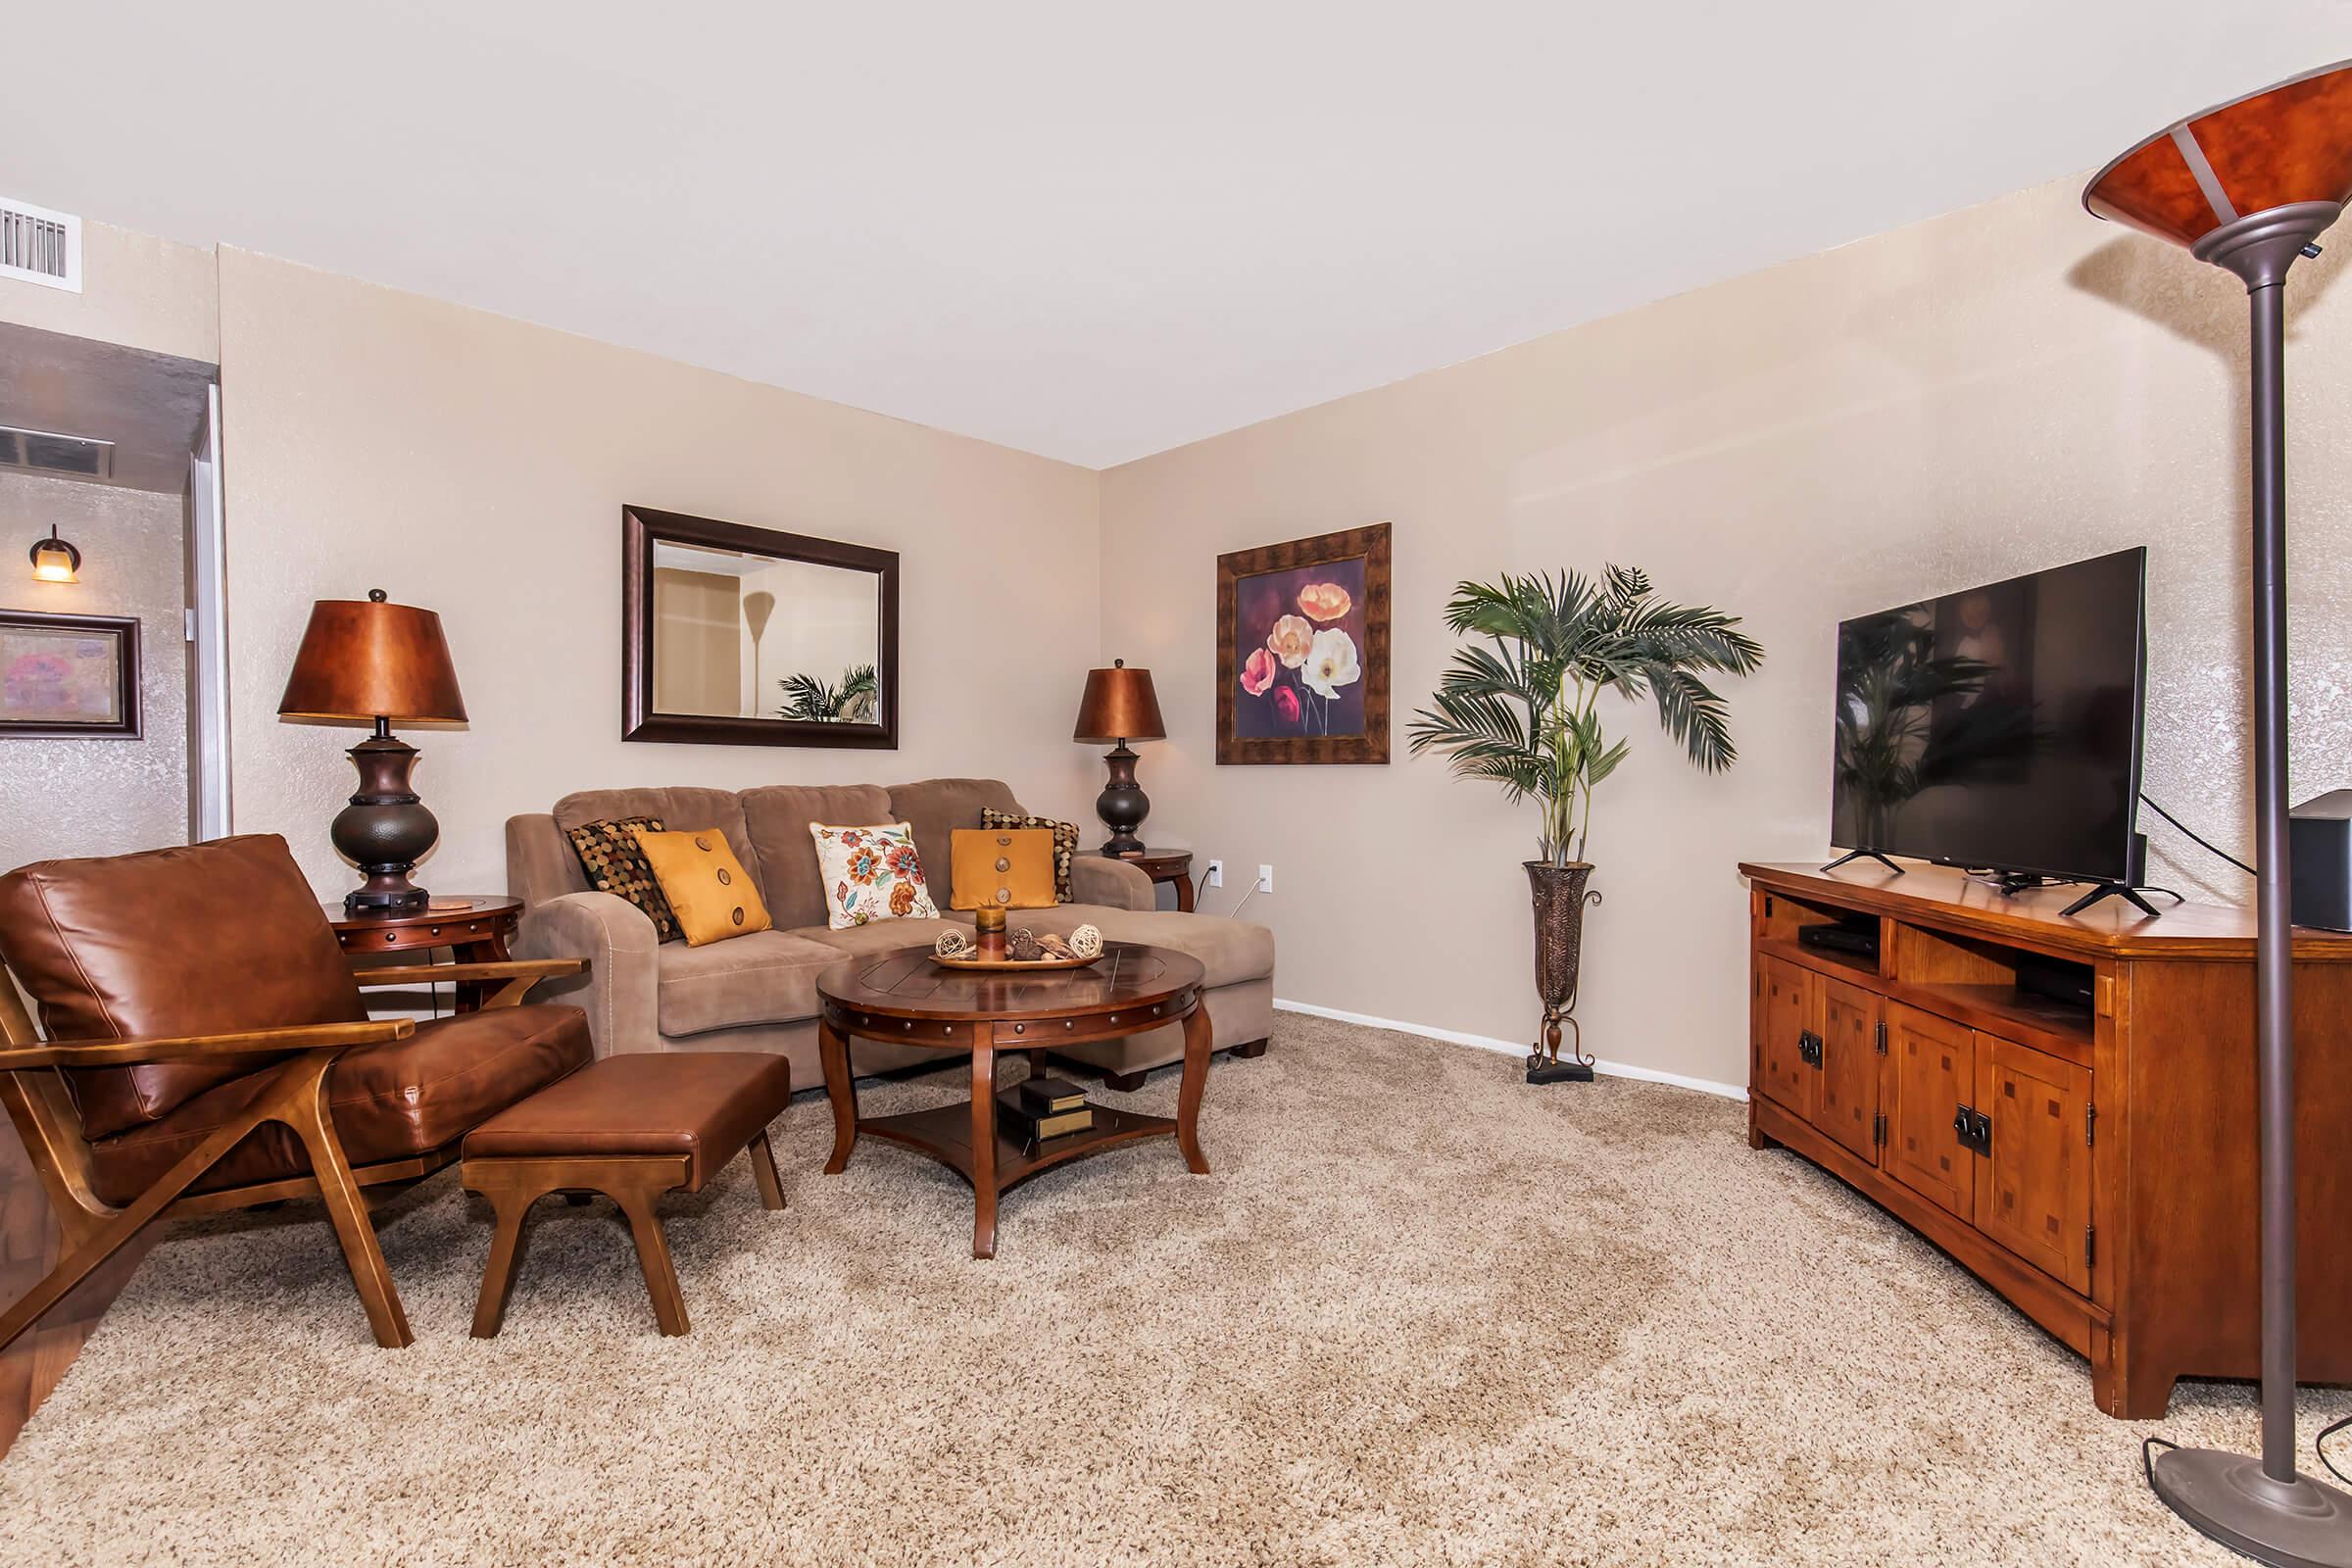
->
<box><xmin>2084</xmin><ymin>62</ymin><xmax>2352</xmax><ymax>1568</ymax></box>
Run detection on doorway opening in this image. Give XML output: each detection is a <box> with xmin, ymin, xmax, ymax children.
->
<box><xmin>0</xmin><ymin>319</ymin><xmax>224</xmax><ymax>871</ymax></box>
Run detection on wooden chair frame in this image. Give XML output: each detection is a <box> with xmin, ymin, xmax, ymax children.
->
<box><xmin>0</xmin><ymin>956</ymin><xmax>586</xmax><ymax>1353</ymax></box>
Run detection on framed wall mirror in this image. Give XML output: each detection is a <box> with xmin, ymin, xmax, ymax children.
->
<box><xmin>622</xmin><ymin>505</ymin><xmax>900</xmax><ymax>748</ymax></box>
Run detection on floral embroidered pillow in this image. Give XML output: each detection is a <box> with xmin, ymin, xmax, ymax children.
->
<box><xmin>808</xmin><ymin>821</ymin><xmax>941</xmax><ymax>929</ymax></box>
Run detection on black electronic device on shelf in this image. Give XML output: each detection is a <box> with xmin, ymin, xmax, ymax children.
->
<box><xmin>1797</xmin><ymin>918</ymin><xmax>1881</xmax><ymax>962</ymax></box>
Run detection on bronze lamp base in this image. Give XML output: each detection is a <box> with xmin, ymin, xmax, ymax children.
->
<box><xmin>330</xmin><ymin>721</ymin><xmax>439</xmax><ymax>914</ymax></box>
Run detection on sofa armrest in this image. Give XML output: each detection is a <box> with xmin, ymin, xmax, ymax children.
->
<box><xmin>514</xmin><ymin>892</ymin><xmax>657</xmax><ymax>1056</ymax></box>
<box><xmin>1070</xmin><ymin>855</ymin><xmax>1156</xmax><ymax>911</ymax></box>
<box><xmin>506</xmin><ymin>813</ymin><xmax>589</xmax><ymax>909</ymax></box>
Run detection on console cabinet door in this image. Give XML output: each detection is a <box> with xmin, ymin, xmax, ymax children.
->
<box><xmin>1974</xmin><ymin>1032</ymin><xmax>2093</xmax><ymax>1294</ymax></box>
<box><xmin>1885</xmin><ymin>1004</ymin><xmax>1975</xmax><ymax>1222</ymax></box>
<box><xmin>1755</xmin><ymin>956</ymin><xmax>1816</xmax><ymax>1120</ymax></box>
<box><xmin>1816</xmin><ymin>978</ymin><xmax>1885</xmax><ymax>1164</ymax></box>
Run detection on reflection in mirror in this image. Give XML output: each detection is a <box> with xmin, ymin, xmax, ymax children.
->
<box><xmin>624</xmin><ymin>507</ymin><xmax>900</xmax><ymax>748</ymax></box>
<box><xmin>650</xmin><ymin>542</ymin><xmax>883</xmax><ymax>721</ymax></box>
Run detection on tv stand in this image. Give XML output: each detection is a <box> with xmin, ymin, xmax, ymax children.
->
<box><xmin>2058</xmin><ymin>881</ymin><xmax>2165</xmax><ymax>920</ymax></box>
<box><xmin>1819</xmin><ymin>848</ymin><xmax>1905</xmax><ymax>875</ymax></box>
<box><xmin>1741</xmin><ymin>858</ymin><xmax>2352</xmax><ymax>1419</ymax></box>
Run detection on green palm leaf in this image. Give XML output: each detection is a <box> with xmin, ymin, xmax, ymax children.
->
<box><xmin>1413</xmin><ymin>562</ymin><xmax>1762</xmax><ymax>862</ymax></box>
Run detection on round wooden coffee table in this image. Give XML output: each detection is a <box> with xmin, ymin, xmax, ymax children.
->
<box><xmin>814</xmin><ymin>941</ymin><xmax>1211</xmax><ymax>1258</ymax></box>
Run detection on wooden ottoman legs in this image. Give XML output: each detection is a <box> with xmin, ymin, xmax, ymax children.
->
<box><xmin>465</xmin><ymin>1133</ymin><xmax>786</xmax><ymax>1340</ymax></box>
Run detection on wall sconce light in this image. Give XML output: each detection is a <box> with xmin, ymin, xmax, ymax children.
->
<box><xmin>28</xmin><ymin>525</ymin><xmax>80</xmax><ymax>584</ymax></box>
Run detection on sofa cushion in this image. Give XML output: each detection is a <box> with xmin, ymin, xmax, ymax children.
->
<box><xmin>979</xmin><ymin>808</ymin><xmax>1081</xmax><ymax>902</ymax></box>
<box><xmin>998</xmin><ymin>905</ymin><xmax>1276</xmax><ymax>991</ymax></box>
<box><xmin>0</xmin><ymin>835</ymin><xmax>367</xmax><ymax>1140</ymax></box>
<box><xmin>789</xmin><ymin>918</ymin><xmax>966</xmax><ymax>959</ymax></box>
<box><xmin>564</xmin><ymin>816</ymin><xmax>682</xmax><ymax>943</ymax></box>
<box><xmin>85</xmin><ymin>1003</ymin><xmax>591</xmax><ymax>1206</ymax></box>
<box><xmin>655</xmin><ymin>929</ymin><xmax>844</xmax><ymax>1036</ymax></box>
<box><xmin>885</xmin><ymin>779</ymin><xmax>1023</xmax><ymax>909</ymax></box>
<box><xmin>799</xmin><ymin>904</ymin><xmax>1270</xmax><ymax>990</ymax></box>
<box><xmin>808</xmin><ymin>820</ymin><xmax>942</xmax><ymax>929</ymax></box>
<box><xmin>636</xmin><ymin>827</ymin><xmax>773</xmax><ymax>947</ymax></box>
<box><xmin>948</xmin><ymin>827</ymin><xmax>1057</xmax><ymax>911</ymax></box>
<box><xmin>740</xmin><ymin>784</ymin><xmax>894</xmax><ymax>931</ymax></box>
<box><xmin>552</xmin><ymin>788</ymin><xmax>766</xmax><ymax>905</ymax></box>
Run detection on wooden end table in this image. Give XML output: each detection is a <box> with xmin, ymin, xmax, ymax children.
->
<box><xmin>1108</xmin><ymin>848</ymin><xmax>1195</xmax><ymax>911</ymax></box>
<box><xmin>815</xmin><ymin>942</ymin><xmax>1211</xmax><ymax>1258</ymax></box>
<box><xmin>327</xmin><ymin>895</ymin><xmax>521</xmax><ymax>1012</ymax></box>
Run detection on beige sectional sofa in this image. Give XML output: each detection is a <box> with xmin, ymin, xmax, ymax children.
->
<box><xmin>505</xmin><ymin>778</ymin><xmax>1274</xmax><ymax>1090</ymax></box>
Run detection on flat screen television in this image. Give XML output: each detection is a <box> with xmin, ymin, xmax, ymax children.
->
<box><xmin>1829</xmin><ymin>547</ymin><xmax>2147</xmax><ymax>885</ymax></box>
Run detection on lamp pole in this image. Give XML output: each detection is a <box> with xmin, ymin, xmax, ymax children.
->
<box><xmin>2083</xmin><ymin>59</ymin><xmax>2352</xmax><ymax>1566</ymax></box>
<box><xmin>2208</xmin><ymin>205</ymin><xmax>2322</xmax><ymax>1492</ymax></box>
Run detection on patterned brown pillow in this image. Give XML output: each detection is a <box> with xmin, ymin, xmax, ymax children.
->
<box><xmin>980</xmin><ymin>808</ymin><xmax>1080</xmax><ymax>903</ymax></box>
<box><xmin>565</xmin><ymin>816</ymin><xmax>683</xmax><ymax>943</ymax></box>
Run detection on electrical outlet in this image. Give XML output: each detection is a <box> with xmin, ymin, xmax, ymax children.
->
<box><xmin>1204</xmin><ymin>859</ymin><xmax>1223</xmax><ymax>889</ymax></box>
<box><xmin>1256</xmin><ymin>863</ymin><xmax>1274</xmax><ymax>894</ymax></box>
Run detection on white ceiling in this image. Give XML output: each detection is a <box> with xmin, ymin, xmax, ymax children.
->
<box><xmin>5</xmin><ymin>3</ymin><xmax>2346</xmax><ymax>467</ymax></box>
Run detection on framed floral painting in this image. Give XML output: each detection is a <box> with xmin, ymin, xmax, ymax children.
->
<box><xmin>1216</xmin><ymin>522</ymin><xmax>1390</xmax><ymax>764</ymax></box>
<box><xmin>0</xmin><ymin>610</ymin><xmax>141</xmax><ymax>739</ymax></box>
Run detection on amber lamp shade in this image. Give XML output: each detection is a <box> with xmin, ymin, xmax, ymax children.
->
<box><xmin>277</xmin><ymin>590</ymin><xmax>467</xmax><ymax>914</ymax></box>
<box><xmin>2084</xmin><ymin>58</ymin><xmax>2352</xmax><ymax>1568</ymax></box>
<box><xmin>2084</xmin><ymin>61</ymin><xmax>2352</xmax><ymax>252</ymax></box>
<box><xmin>1072</xmin><ymin>661</ymin><xmax>1165</xmax><ymax>744</ymax></box>
<box><xmin>1073</xmin><ymin>660</ymin><xmax>1164</xmax><ymax>858</ymax></box>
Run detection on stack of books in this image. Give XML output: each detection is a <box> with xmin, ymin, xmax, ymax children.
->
<box><xmin>997</xmin><ymin>1076</ymin><xmax>1093</xmax><ymax>1143</ymax></box>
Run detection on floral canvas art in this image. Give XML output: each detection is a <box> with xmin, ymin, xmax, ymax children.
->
<box><xmin>1216</xmin><ymin>523</ymin><xmax>1390</xmax><ymax>764</ymax></box>
<box><xmin>0</xmin><ymin>611</ymin><xmax>141</xmax><ymax>738</ymax></box>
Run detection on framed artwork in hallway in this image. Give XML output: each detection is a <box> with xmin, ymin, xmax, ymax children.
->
<box><xmin>0</xmin><ymin>610</ymin><xmax>141</xmax><ymax>739</ymax></box>
<box><xmin>1216</xmin><ymin>521</ymin><xmax>1390</xmax><ymax>764</ymax></box>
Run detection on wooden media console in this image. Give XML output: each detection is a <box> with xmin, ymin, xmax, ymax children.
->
<box><xmin>1740</xmin><ymin>859</ymin><xmax>2352</xmax><ymax>1418</ymax></box>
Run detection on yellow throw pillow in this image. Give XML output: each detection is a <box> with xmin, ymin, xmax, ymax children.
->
<box><xmin>949</xmin><ymin>827</ymin><xmax>1058</xmax><ymax>911</ymax></box>
<box><xmin>632</xmin><ymin>828</ymin><xmax>773</xmax><ymax>947</ymax></box>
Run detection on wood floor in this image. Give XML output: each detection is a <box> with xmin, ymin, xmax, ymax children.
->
<box><xmin>0</xmin><ymin>1124</ymin><xmax>145</xmax><ymax>1457</ymax></box>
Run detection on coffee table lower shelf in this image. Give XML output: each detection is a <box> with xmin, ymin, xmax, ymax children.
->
<box><xmin>814</xmin><ymin>943</ymin><xmax>1214</xmax><ymax>1258</ymax></box>
<box><xmin>859</xmin><ymin>1102</ymin><xmax>1177</xmax><ymax>1192</ymax></box>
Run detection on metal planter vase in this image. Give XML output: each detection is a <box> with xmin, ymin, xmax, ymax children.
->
<box><xmin>1525</xmin><ymin>860</ymin><xmax>1600</xmax><ymax>1085</ymax></box>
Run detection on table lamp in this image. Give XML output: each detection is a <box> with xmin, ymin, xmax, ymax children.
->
<box><xmin>1073</xmin><ymin>660</ymin><xmax>1166</xmax><ymax>856</ymax></box>
<box><xmin>277</xmin><ymin>589</ymin><xmax>468</xmax><ymax>913</ymax></box>
<box><xmin>2084</xmin><ymin>59</ymin><xmax>2352</xmax><ymax>1568</ymax></box>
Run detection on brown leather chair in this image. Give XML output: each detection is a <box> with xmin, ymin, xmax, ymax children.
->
<box><xmin>0</xmin><ymin>834</ymin><xmax>592</xmax><ymax>1350</ymax></box>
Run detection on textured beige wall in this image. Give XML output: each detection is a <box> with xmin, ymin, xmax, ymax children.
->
<box><xmin>0</xmin><ymin>218</ymin><xmax>217</xmax><ymax>363</ymax></box>
<box><xmin>0</xmin><ymin>471</ymin><xmax>188</xmax><ymax>873</ymax></box>
<box><xmin>1099</xmin><ymin>173</ymin><xmax>2352</xmax><ymax>1090</ymax></box>
<box><xmin>217</xmin><ymin>247</ymin><xmax>1103</xmax><ymax>901</ymax></box>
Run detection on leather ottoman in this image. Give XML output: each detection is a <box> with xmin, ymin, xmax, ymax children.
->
<box><xmin>461</xmin><ymin>1052</ymin><xmax>793</xmax><ymax>1338</ymax></box>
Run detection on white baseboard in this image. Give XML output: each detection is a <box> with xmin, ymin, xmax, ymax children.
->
<box><xmin>1271</xmin><ymin>998</ymin><xmax>1749</xmax><ymax>1102</ymax></box>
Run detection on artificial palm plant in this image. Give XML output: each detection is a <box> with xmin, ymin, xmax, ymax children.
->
<box><xmin>1408</xmin><ymin>565</ymin><xmax>1764</xmax><ymax>865</ymax></box>
<box><xmin>1409</xmin><ymin>565</ymin><xmax>1763</xmax><ymax>1083</ymax></box>
<box><xmin>777</xmin><ymin>662</ymin><xmax>879</xmax><ymax>724</ymax></box>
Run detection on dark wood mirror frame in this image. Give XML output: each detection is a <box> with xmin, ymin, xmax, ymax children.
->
<box><xmin>622</xmin><ymin>505</ymin><xmax>900</xmax><ymax>749</ymax></box>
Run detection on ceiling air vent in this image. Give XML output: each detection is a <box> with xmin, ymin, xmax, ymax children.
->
<box><xmin>0</xmin><ymin>197</ymin><xmax>80</xmax><ymax>292</ymax></box>
<box><xmin>0</xmin><ymin>424</ymin><xmax>115</xmax><ymax>481</ymax></box>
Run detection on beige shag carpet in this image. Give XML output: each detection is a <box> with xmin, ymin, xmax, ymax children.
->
<box><xmin>2</xmin><ymin>1013</ymin><xmax>2344</xmax><ymax>1566</ymax></box>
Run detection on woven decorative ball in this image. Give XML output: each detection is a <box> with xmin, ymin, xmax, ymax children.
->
<box><xmin>1069</xmin><ymin>923</ymin><xmax>1103</xmax><ymax>959</ymax></box>
<box><xmin>934</xmin><ymin>928</ymin><xmax>974</xmax><ymax>958</ymax></box>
